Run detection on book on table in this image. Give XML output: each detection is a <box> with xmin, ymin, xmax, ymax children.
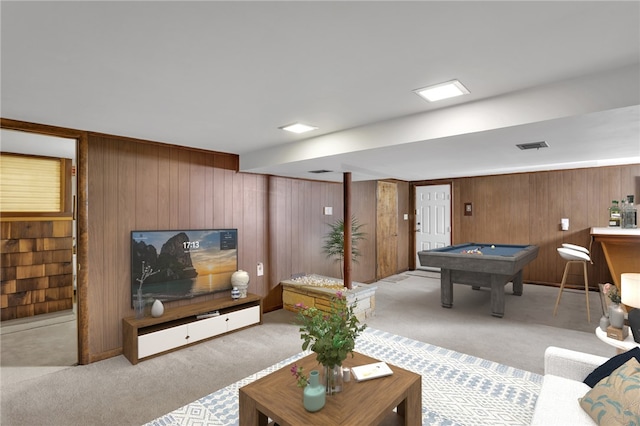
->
<box><xmin>351</xmin><ymin>362</ymin><xmax>394</xmax><ymax>382</ymax></box>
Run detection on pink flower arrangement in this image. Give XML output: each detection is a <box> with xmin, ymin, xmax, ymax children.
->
<box><xmin>603</xmin><ymin>283</ymin><xmax>621</xmax><ymax>304</ymax></box>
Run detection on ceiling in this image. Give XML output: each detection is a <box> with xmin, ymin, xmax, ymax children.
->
<box><xmin>2</xmin><ymin>1</ymin><xmax>639</xmax><ymax>182</ymax></box>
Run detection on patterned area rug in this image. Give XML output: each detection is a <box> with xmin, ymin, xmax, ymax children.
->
<box><xmin>146</xmin><ymin>328</ymin><xmax>542</xmax><ymax>426</ymax></box>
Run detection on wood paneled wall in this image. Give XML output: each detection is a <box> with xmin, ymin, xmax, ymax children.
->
<box><xmin>448</xmin><ymin>164</ymin><xmax>640</xmax><ymax>289</ymax></box>
<box><xmin>86</xmin><ymin>134</ymin><xmax>387</xmax><ymax>360</ymax></box>
<box><xmin>351</xmin><ymin>181</ymin><xmax>377</xmax><ymax>282</ymax></box>
<box><xmin>266</xmin><ymin>177</ymin><xmax>378</xmax><ymax>303</ymax></box>
<box><xmin>86</xmin><ymin>134</ymin><xmax>270</xmax><ymax>358</ymax></box>
<box><xmin>1</xmin><ymin>220</ymin><xmax>74</xmax><ymax>320</ymax></box>
<box><xmin>396</xmin><ymin>180</ymin><xmax>411</xmax><ymax>273</ymax></box>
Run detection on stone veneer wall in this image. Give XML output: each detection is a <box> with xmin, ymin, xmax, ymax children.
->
<box><xmin>1</xmin><ymin>220</ymin><xmax>74</xmax><ymax>320</ymax></box>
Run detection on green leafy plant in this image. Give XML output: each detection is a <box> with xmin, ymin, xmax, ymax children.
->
<box><xmin>322</xmin><ymin>216</ymin><xmax>366</xmax><ymax>276</ymax></box>
<box><xmin>295</xmin><ymin>291</ymin><xmax>366</xmax><ymax>369</ymax></box>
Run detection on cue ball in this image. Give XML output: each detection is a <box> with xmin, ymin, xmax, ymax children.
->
<box><xmin>491</xmin><ymin>245</ymin><xmax>495</xmax><ymax>249</ymax></box>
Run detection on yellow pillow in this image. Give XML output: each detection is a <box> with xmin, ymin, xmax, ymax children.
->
<box><xmin>579</xmin><ymin>357</ymin><xmax>640</xmax><ymax>425</ymax></box>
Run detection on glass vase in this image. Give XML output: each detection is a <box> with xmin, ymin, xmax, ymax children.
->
<box><xmin>609</xmin><ymin>303</ymin><xmax>625</xmax><ymax>329</ymax></box>
<box><xmin>323</xmin><ymin>365</ymin><xmax>343</xmax><ymax>395</ymax></box>
<box><xmin>303</xmin><ymin>370</ymin><xmax>325</xmax><ymax>412</ymax></box>
<box><xmin>134</xmin><ymin>288</ymin><xmax>145</xmax><ymax>319</ymax></box>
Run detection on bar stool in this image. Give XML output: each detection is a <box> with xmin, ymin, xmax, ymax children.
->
<box><xmin>562</xmin><ymin>243</ymin><xmax>590</xmax><ymax>255</ymax></box>
<box><xmin>553</xmin><ymin>246</ymin><xmax>592</xmax><ymax>322</ymax></box>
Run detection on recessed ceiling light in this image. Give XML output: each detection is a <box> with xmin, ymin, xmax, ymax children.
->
<box><xmin>413</xmin><ymin>79</ymin><xmax>470</xmax><ymax>102</ymax></box>
<box><xmin>279</xmin><ymin>122</ymin><xmax>318</xmax><ymax>134</ymax></box>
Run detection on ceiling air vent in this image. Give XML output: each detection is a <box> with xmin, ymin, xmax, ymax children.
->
<box><xmin>516</xmin><ymin>141</ymin><xmax>549</xmax><ymax>150</ymax></box>
<box><xmin>308</xmin><ymin>169</ymin><xmax>333</xmax><ymax>174</ymax></box>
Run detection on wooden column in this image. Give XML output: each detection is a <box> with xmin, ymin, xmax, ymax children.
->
<box><xmin>344</xmin><ymin>172</ymin><xmax>352</xmax><ymax>289</ymax></box>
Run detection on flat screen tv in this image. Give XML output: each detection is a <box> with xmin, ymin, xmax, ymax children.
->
<box><xmin>131</xmin><ymin>229</ymin><xmax>238</xmax><ymax>306</ymax></box>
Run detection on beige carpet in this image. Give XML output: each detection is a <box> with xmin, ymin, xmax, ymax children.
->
<box><xmin>0</xmin><ymin>273</ymin><xmax>615</xmax><ymax>426</ymax></box>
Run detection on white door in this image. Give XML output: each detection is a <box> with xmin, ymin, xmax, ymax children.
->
<box><xmin>415</xmin><ymin>184</ymin><xmax>451</xmax><ymax>269</ymax></box>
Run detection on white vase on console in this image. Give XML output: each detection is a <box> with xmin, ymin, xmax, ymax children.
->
<box><xmin>231</xmin><ymin>270</ymin><xmax>250</xmax><ymax>298</ymax></box>
<box><xmin>151</xmin><ymin>299</ymin><xmax>164</xmax><ymax>317</ymax></box>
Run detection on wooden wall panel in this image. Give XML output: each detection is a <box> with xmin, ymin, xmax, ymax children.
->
<box><xmin>396</xmin><ymin>180</ymin><xmax>410</xmax><ymax>273</ymax></box>
<box><xmin>265</xmin><ymin>176</ymin><xmax>378</xmax><ymax>306</ymax></box>
<box><xmin>450</xmin><ymin>164</ymin><xmax>639</xmax><ymax>289</ymax></box>
<box><xmin>189</xmin><ymin>151</ymin><xmax>206</xmax><ymax>226</ymax></box>
<box><xmin>86</xmin><ymin>134</ymin><xmax>266</xmax><ymax>359</ymax></box>
<box><xmin>376</xmin><ymin>181</ymin><xmax>398</xmax><ymax>279</ymax></box>
<box><xmin>350</xmin><ymin>181</ymin><xmax>376</xmax><ymax>282</ymax></box>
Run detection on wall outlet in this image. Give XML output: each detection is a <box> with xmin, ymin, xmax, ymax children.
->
<box><xmin>257</xmin><ymin>262</ymin><xmax>264</xmax><ymax>276</ymax></box>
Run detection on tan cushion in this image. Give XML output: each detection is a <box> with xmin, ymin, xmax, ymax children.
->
<box><xmin>579</xmin><ymin>357</ymin><xmax>640</xmax><ymax>425</ymax></box>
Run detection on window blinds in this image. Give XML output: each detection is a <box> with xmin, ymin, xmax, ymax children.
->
<box><xmin>0</xmin><ymin>154</ymin><xmax>62</xmax><ymax>212</ymax></box>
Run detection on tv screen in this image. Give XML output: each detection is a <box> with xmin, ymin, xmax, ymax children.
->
<box><xmin>131</xmin><ymin>229</ymin><xmax>238</xmax><ymax>306</ymax></box>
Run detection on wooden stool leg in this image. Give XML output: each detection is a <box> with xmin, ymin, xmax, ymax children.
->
<box><xmin>583</xmin><ymin>261</ymin><xmax>590</xmax><ymax>323</ymax></box>
<box><xmin>554</xmin><ymin>262</ymin><xmax>571</xmax><ymax>316</ymax></box>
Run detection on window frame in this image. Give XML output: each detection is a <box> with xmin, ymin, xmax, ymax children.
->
<box><xmin>0</xmin><ymin>152</ymin><xmax>73</xmax><ymax>219</ymax></box>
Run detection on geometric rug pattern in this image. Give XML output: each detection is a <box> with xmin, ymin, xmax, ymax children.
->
<box><xmin>146</xmin><ymin>328</ymin><xmax>542</xmax><ymax>426</ymax></box>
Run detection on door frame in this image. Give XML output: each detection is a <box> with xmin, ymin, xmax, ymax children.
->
<box><xmin>1</xmin><ymin>118</ymin><xmax>90</xmax><ymax>365</ymax></box>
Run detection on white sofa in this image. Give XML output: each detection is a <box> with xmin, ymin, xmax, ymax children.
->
<box><xmin>530</xmin><ymin>346</ymin><xmax>609</xmax><ymax>425</ymax></box>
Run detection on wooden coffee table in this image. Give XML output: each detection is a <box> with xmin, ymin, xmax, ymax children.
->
<box><xmin>239</xmin><ymin>351</ymin><xmax>422</xmax><ymax>426</ymax></box>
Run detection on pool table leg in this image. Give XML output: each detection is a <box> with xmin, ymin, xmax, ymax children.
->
<box><xmin>441</xmin><ymin>269</ymin><xmax>453</xmax><ymax>308</ymax></box>
<box><xmin>491</xmin><ymin>275</ymin><xmax>505</xmax><ymax>318</ymax></box>
<box><xmin>512</xmin><ymin>270</ymin><xmax>523</xmax><ymax>296</ymax></box>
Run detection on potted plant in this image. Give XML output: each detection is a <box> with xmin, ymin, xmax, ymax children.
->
<box><xmin>322</xmin><ymin>216</ymin><xmax>366</xmax><ymax>278</ymax></box>
<box><xmin>294</xmin><ymin>291</ymin><xmax>366</xmax><ymax>394</ymax></box>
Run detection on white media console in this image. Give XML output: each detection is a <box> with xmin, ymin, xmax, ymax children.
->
<box><xmin>122</xmin><ymin>293</ymin><xmax>262</xmax><ymax>364</ymax></box>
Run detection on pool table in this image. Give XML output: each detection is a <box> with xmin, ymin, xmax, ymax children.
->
<box><xmin>418</xmin><ymin>243</ymin><xmax>539</xmax><ymax>317</ymax></box>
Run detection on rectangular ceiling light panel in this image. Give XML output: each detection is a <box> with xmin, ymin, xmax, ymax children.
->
<box><xmin>414</xmin><ymin>80</ymin><xmax>470</xmax><ymax>102</ymax></box>
<box><xmin>279</xmin><ymin>123</ymin><xmax>318</xmax><ymax>134</ymax></box>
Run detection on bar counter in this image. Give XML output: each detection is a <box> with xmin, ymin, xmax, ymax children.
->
<box><xmin>590</xmin><ymin>227</ymin><xmax>640</xmax><ymax>287</ymax></box>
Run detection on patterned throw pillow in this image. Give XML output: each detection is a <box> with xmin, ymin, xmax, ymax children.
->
<box><xmin>579</xmin><ymin>357</ymin><xmax>640</xmax><ymax>425</ymax></box>
<box><xmin>584</xmin><ymin>347</ymin><xmax>640</xmax><ymax>388</ymax></box>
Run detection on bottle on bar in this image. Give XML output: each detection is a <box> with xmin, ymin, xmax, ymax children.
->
<box><xmin>609</xmin><ymin>200</ymin><xmax>620</xmax><ymax>227</ymax></box>
<box><xmin>624</xmin><ymin>195</ymin><xmax>637</xmax><ymax>229</ymax></box>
